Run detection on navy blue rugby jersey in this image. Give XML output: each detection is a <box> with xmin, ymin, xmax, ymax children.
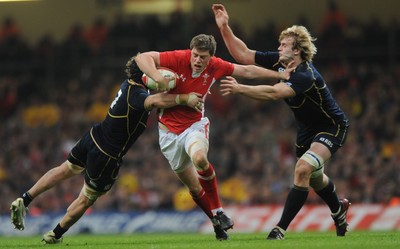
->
<box><xmin>255</xmin><ymin>51</ymin><xmax>348</xmax><ymax>127</ymax></box>
<box><xmin>91</xmin><ymin>79</ymin><xmax>150</xmax><ymax>159</ymax></box>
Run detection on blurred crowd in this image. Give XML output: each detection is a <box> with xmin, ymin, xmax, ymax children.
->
<box><xmin>1</xmin><ymin>2</ymin><xmax>400</xmax><ymax>215</ymax></box>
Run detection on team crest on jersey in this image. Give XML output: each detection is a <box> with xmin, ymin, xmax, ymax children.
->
<box><xmin>179</xmin><ymin>74</ymin><xmax>186</xmax><ymax>82</ymax></box>
<box><xmin>103</xmin><ymin>184</ymin><xmax>112</xmax><ymax>191</ymax></box>
<box><xmin>202</xmin><ymin>73</ymin><xmax>210</xmax><ymax>85</ymax></box>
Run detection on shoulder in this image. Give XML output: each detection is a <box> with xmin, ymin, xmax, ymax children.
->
<box><xmin>209</xmin><ymin>56</ymin><xmax>233</xmax><ymax>68</ymax></box>
<box><xmin>255</xmin><ymin>51</ymin><xmax>279</xmax><ymax>68</ymax></box>
<box><xmin>294</xmin><ymin>62</ymin><xmax>319</xmax><ymax>82</ymax></box>
<box><xmin>163</xmin><ymin>49</ymin><xmax>190</xmax><ymax>56</ymax></box>
<box><xmin>208</xmin><ymin>56</ymin><xmax>234</xmax><ymax>76</ymax></box>
<box><xmin>160</xmin><ymin>50</ymin><xmax>190</xmax><ymax>68</ymax></box>
<box><xmin>160</xmin><ymin>49</ymin><xmax>190</xmax><ymax>60</ymax></box>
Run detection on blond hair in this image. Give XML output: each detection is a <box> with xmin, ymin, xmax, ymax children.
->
<box><xmin>279</xmin><ymin>25</ymin><xmax>317</xmax><ymax>61</ymax></box>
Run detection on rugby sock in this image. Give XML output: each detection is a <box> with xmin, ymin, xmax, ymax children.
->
<box><xmin>53</xmin><ymin>223</ymin><xmax>68</xmax><ymax>239</ymax></box>
<box><xmin>197</xmin><ymin>164</ymin><xmax>222</xmax><ymax>214</ymax></box>
<box><xmin>315</xmin><ymin>179</ymin><xmax>340</xmax><ymax>213</ymax></box>
<box><xmin>276</xmin><ymin>185</ymin><xmax>309</xmax><ymax>230</ymax></box>
<box><xmin>22</xmin><ymin>192</ymin><xmax>33</xmax><ymax>207</ymax></box>
<box><xmin>190</xmin><ymin>189</ymin><xmax>213</xmax><ymax>218</ymax></box>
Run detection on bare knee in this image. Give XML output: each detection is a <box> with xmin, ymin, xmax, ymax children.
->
<box><xmin>294</xmin><ymin>160</ymin><xmax>313</xmax><ymax>186</ymax></box>
<box><xmin>176</xmin><ymin>168</ymin><xmax>203</xmax><ymax>195</ymax></box>
<box><xmin>191</xmin><ymin>151</ymin><xmax>209</xmax><ymax>170</ymax></box>
<box><xmin>188</xmin><ymin>139</ymin><xmax>209</xmax><ymax>170</ymax></box>
<box><xmin>67</xmin><ymin>194</ymin><xmax>94</xmax><ymax>214</ymax></box>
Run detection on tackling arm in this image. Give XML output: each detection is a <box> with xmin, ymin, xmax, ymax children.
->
<box><xmin>144</xmin><ymin>92</ymin><xmax>203</xmax><ymax>112</ymax></box>
<box><xmin>232</xmin><ymin>64</ymin><xmax>292</xmax><ymax>81</ymax></box>
<box><xmin>220</xmin><ymin>76</ymin><xmax>295</xmax><ymax>101</ymax></box>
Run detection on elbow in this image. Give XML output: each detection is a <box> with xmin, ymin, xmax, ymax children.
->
<box><xmin>233</xmin><ymin>55</ymin><xmax>246</xmax><ymax>64</ymax></box>
<box><xmin>268</xmin><ymin>92</ymin><xmax>283</xmax><ymax>101</ymax></box>
<box><xmin>135</xmin><ymin>53</ymin><xmax>145</xmax><ymax>66</ymax></box>
<box><xmin>243</xmin><ymin>65</ymin><xmax>259</xmax><ymax>79</ymax></box>
<box><xmin>144</xmin><ymin>95</ymin><xmax>157</xmax><ymax>111</ymax></box>
<box><xmin>135</xmin><ymin>52</ymin><xmax>154</xmax><ymax>64</ymax></box>
<box><xmin>235</xmin><ymin>54</ymin><xmax>253</xmax><ymax>65</ymax></box>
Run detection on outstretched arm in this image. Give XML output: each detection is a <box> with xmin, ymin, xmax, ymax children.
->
<box><xmin>232</xmin><ymin>63</ymin><xmax>294</xmax><ymax>81</ymax></box>
<box><xmin>220</xmin><ymin>76</ymin><xmax>295</xmax><ymax>101</ymax></box>
<box><xmin>212</xmin><ymin>4</ymin><xmax>256</xmax><ymax>65</ymax></box>
<box><xmin>144</xmin><ymin>92</ymin><xmax>203</xmax><ymax>112</ymax></box>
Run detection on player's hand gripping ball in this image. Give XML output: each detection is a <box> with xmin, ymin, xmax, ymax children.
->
<box><xmin>142</xmin><ymin>67</ymin><xmax>177</xmax><ymax>91</ymax></box>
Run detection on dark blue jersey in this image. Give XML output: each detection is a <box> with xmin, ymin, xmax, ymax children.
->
<box><xmin>255</xmin><ymin>51</ymin><xmax>348</xmax><ymax>128</ymax></box>
<box><xmin>91</xmin><ymin>79</ymin><xmax>150</xmax><ymax>159</ymax></box>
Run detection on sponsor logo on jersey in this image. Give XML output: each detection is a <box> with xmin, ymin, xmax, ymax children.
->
<box><xmin>319</xmin><ymin>137</ymin><xmax>334</xmax><ymax>148</ymax></box>
<box><xmin>89</xmin><ymin>180</ymin><xmax>98</xmax><ymax>188</ymax></box>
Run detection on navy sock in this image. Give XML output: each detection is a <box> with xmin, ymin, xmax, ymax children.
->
<box><xmin>53</xmin><ymin>223</ymin><xmax>68</xmax><ymax>239</ymax></box>
<box><xmin>315</xmin><ymin>179</ymin><xmax>340</xmax><ymax>213</ymax></box>
<box><xmin>22</xmin><ymin>192</ymin><xmax>33</xmax><ymax>207</ymax></box>
<box><xmin>276</xmin><ymin>185</ymin><xmax>309</xmax><ymax>230</ymax></box>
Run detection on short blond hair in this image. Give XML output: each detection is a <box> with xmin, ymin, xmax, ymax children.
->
<box><xmin>279</xmin><ymin>25</ymin><xmax>317</xmax><ymax>61</ymax></box>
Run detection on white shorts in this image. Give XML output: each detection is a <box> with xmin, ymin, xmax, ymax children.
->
<box><xmin>159</xmin><ymin>117</ymin><xmax>210</xmax><ymax>173</ymax></box>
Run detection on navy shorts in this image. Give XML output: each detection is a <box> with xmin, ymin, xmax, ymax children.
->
<box><xmin>295</xmin><ymin>121</ymin><xmax>349</xmax><ymax>158</ymax></box>
<box><xmin>68</xmin><ymin>130</ymin><xmax>122</xmax><ymax>193</ymax></box>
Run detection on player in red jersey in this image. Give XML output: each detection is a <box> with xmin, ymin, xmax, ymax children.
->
<box><xmin>135</xmin><ymin>34</ymin><xmax>292</xmax><ymax>240</ymax></box>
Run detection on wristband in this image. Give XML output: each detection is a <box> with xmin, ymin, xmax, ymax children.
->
<box><xmin>175</xmin><ymin>94</ymin><xmax>181</xmax><ymax>104</ymax></box>
<box><xmin>187</xmin><ymin>94</ymin><xmax>197</xmax><ymax>103</ymax></box>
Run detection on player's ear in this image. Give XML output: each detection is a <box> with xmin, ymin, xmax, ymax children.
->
<box><xmin>293</xmin><ymin>48</ymin><xmax>301</xmax><ymax>56</ymax></box>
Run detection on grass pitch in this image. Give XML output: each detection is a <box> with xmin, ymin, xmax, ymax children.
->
<box><xmin>1</xmin><ymin>231</ymin><xmax>399</xmax><ymax>249</ymax></box>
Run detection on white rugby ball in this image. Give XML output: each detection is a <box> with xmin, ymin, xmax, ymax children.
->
<box><xmin>141</xmin><ymin>67</ymin><xmax>177</xmax><ymax>91</ymax></box>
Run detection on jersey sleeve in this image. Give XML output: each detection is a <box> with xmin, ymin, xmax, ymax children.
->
<box><xmin>129</xmin><ymin>88</ymin><xmax>150</xmax><ymax>111</ymax></box>
<box><xmin>210</xmin><ymin>57</ymin><xmax>234</xmax><ymax>79</ymax></box>
<box><xmin>159</xmin><ymin>50</ymin><xmax>186</xmax><ymax>69</ymax></box>
<box><xmin>255</xmin><ymin>51</ymin><xmax>279</xmax><ymax>69</ymax></box>
<box><xmin>285</xmin><ymin>71</ymin><xmax>315</xmax><ymax>95</ymax></box>
<box><xmin>219</xmin><ymin>57</ymin><xmax>235</xmax><ymax>76</ymax></box>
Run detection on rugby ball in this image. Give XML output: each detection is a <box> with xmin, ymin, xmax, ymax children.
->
<box><xmin>142</xmin><ymin>67</ymin><xmax>177</xmax><ymax>91</ymax></box>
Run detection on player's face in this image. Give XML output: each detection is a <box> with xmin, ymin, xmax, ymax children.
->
<box><xmin>190</xmin><ymin>48</ymin><xmax>212</xmax><ymax>73</ymax></box>
<box><xmin>278</xmin><ymin>37</ymin><xmax>296</xmax><ymax>64</ymax></box>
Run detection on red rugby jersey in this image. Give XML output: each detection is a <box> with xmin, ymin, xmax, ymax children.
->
<box><xmin>159</xmin><ymin>49</ymin><xmax>234</xmax><ymax>134</ymax></box>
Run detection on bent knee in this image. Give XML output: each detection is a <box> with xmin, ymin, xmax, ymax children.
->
<box><xmin>191</xmin><ymin>152</ymin><xmax>209</xmax><ymax>170</ymax></box>
<box><xmin>295</xmin><ymin>161</ymin><xmax>313</xmax><ymax>179</ymax></box>
<box><xmin>81</xmin><ymin>184</ymin><xmax>105</xmax><ymax>202</ymax></box>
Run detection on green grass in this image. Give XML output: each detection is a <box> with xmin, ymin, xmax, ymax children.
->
<box><xmin>1</xmin><ymin>231</ymin><xmax>399</xmax><ymax>249</ymax></box>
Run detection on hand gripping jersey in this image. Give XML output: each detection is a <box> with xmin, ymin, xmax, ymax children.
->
<box><xmin>158</xmin><ymin>50</ymin><xmax>234</xmax><ymax>134</ymax></box>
